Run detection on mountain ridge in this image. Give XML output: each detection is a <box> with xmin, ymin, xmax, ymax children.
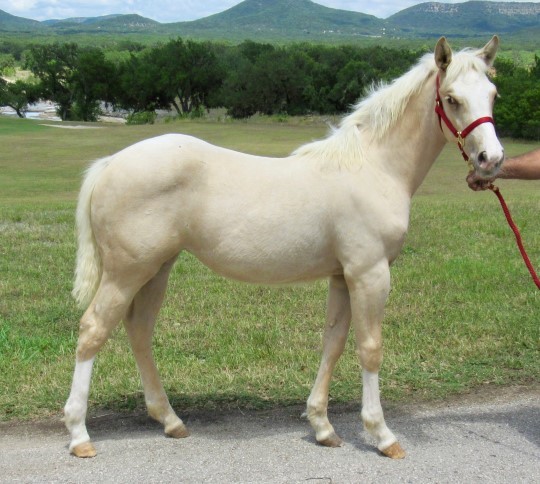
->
<box><xmin>168</xmin><ymin>0</ymin><xmax>382</xmax><ymax>34</ymax></box>
<box><xmin>1</xmin><ymin>0</ymin><xmax>539</xmax><ymax>40</ymax></box>
<box><xmin>388</xmin><ymin>1</ymin><xmax>540</xmax><ymax>35</ymax></box>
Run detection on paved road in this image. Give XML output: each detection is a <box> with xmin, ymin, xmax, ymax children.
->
<box><xmin>1</xmin><ymin>386</ymin><xmax>538</xmax><ymax>483</ymax></box>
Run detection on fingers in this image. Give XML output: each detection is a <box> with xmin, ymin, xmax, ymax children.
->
<box><xmin>466</xmin><ymin>172</ymin><xmax>493</xmax><ymax>191</ymax></box>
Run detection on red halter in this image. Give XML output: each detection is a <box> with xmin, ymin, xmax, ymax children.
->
<box><xmin>435</xmin><ymin>74</ymin><xmax>495</xmax><ymax>164</ymax></box>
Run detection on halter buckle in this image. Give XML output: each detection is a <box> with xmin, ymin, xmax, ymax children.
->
<box><xmin>456</xmin><ymin>131</ymin><xmax>464</xmax><ymax>148</ymax></box>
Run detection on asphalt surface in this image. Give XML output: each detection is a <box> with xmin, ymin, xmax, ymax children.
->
<box><xmin>1</xmin><ymin>385</ymin><xmax>538</xmax><ymax>483</ymax></box>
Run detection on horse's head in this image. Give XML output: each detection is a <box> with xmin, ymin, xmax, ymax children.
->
<box><xmin>434</xmin><ymin>36</ymin><xmax>504</xmax><ymax>179</ymax></box>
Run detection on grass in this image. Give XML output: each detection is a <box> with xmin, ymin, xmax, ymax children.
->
<box><xmin>0</xmin><ymin>116</ymin><xmax>538</xmax><ymax>422</ymax></box>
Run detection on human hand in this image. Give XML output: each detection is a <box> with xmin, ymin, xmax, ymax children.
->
<box><xmin>466</xmin><ymin>171</ymin><xmax>495</xmax><ymax>191</ymax></box>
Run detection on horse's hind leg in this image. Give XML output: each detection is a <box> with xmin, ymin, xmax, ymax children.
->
<box><xmin>64</xmin><ymin>272</ymin><xmax>149</xmax><ymax>458</ymax></box>
<box><xmin>123</xmin><ymin>256</ymin><xmax>189</xmax><ymax>439</ymax></box>
<box><xmin>306</xmin><ymin>275</ymin><xmax>351</xmax><ymax>447</ymax></box>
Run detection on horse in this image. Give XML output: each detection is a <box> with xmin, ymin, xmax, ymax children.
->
<box><xmin>64</xmin><ymin>37</ymin><xmax>504</xmax><ymax>459</ymax></box>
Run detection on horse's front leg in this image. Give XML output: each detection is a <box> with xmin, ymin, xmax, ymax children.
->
<box><xmin>347</xmin><ymin>262</ymin><xmax>406</xmax><ymax>459</ymax></box>
<box><xmin>306</xmin><ymin>275</ymin><xmax>351</xmax><ymax>447</ymax></box>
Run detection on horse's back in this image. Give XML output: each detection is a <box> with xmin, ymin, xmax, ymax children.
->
<box><xmin>100</xmin><ymin>133</ymin><xmax>280</xmax><ymax>186</ymax></box>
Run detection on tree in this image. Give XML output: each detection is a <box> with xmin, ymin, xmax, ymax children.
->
<box><xmin>252</xmin><ymin>47</ymin><xmax>312</xmax><ymax>116</ymax></box>
<box><xmin>150</xmin><ymin>39</ymin><xmax>224</xmax><ymax>116</ymax></box>
<box><xmin>493</xmin><ymin>57</ymin><xmax>540</xmax><ymax>140</ymax></box>
<box><xmin>220</xmin><ymin>44</ymin><xmax>313</xmax><ymax>118</ymax></box>
<box><xmin>25</xmin><ymin>43</ymin><xmax>118</xmax><ymax>122</ymax></box>
<box><xmin>0</xmin><ymin>53</ymin><xmax>16</xmax><ymax>76</ymax></box>
<box><xmin>530</xmin><ymin>55</ymin><xmax>540</xmax><ymax>80</ymax></box>
<box><xmin>25</xmin><ymin>43</ymin><xmax>79</xmax><ymax>121</ymax></box>
<box><xmin>0</xmin><ymin>79</ymin><xmax>39</xmax><ymax>118</ymax></box>
<box><xmin>328</xmin><ymin>60</ymin><xmax>376</xmax><ymax>112</ymax></box>
<box><xmin>115</xmin><ymin>52</ymin><xmax>168</xmax><ymax>115</ymax></box>
<box><xmin>218</xmin><ymin>53</ymin><xmax>259</xmax><ymax>119</ymax></box>
<box><xmin>71</xmin><ymin>48</ymin><xmax>116</xmax><ymax>121</ymax></box>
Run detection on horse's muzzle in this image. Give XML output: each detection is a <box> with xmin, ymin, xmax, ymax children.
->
<box><xmin>475</xmin><ymin>151</ymin><xmax>504</xmax><ymax>178</ymax></box>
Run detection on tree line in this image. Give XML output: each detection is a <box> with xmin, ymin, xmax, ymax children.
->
<box><xmin>1</xmin><ymin>38</ymin><xmax>539</xmax><ymax>139</ymax></box>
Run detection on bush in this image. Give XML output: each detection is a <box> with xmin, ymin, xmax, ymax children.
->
<box><xmin>126</xmin><ymin>110</ymin><xmax>157</xmax><ymax>125</ymax></box>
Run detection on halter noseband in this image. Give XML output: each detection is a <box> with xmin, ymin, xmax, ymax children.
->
<box><xmin>435</xmin><ymin>73</ymin><xmax>495</xmax><ymax>166</ymax></box>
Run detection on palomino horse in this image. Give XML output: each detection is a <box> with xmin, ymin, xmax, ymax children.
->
<box><xmin>65</xmin><ymin>37</ymin><xmax>503</xmax><ymax>459</ymax></box>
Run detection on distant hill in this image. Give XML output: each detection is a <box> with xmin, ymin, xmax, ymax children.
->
<box><xmin>164</xmin><ymin>0</ymin><xmax>384</xmax><ymax>38</ymax></box>
<box><xmin>0</xmin><ymin>8</ymin><xmax>45</xmax><ymax>32</ymax></box>
<box><xmin>388</xmin><ymin>1</ymin><xmax>540</xmax><ymax>37</ymax></box>
<box><xmin>43</xmin><ymin>14</ymin><xmax>160</xmax><ymax>33</ymax></box>
<box><xmin>1</xmin><ymin>0</ymin><xmax>539</xmax><ymax>41</ymax></box>
<box><xmin>43</xmin><ymin>14</ymin><xmax>125</xmax><ymax>26</ymax></box>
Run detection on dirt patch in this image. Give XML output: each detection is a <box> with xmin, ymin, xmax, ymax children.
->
<box><xmin>40</xmin><ymin>124</ymin><xmax>103</xmax><ymax>129</ymax></box>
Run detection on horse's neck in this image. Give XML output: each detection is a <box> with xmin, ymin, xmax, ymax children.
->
<box><xmin>371</xmin><ymin>76</ymin><xmax>446</xmax><ymax>197</ymax></box>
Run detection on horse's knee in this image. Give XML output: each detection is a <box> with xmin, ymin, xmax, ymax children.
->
<box><xmin>357</xmin><ymin>339</ymin><xmax>383</xmax><ymax>373</ymax></box>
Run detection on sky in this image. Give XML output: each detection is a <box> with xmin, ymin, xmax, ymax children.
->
<box><xmin>0</xmin><ymin>0</ymin><xmax>538</xmax><ymax>23</ymax></box>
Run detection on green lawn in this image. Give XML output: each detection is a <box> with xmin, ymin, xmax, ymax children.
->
<box><xmin>0</xmin><ymin>116</ymin><xmax>538</xmax><ymax>421</ymax></box>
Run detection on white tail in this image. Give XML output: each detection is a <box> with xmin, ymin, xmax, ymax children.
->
<box><xmin>72</xmin><ymin>157</ymin><xmax>112</xmax><ymax>309</ymax></box>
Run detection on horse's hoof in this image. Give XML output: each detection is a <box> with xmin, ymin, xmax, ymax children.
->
<box><xmin>166</xmin><ymin>423</ymin><xmax>190</xmax><ymax>439</ymax></box>
<box><xmin>71</xmin><ymin>441</ymin><xmax>97</xmax><ymax>458</ymax></box>
<box><xmin>381</xmin><ymin>442</ymin><xmax>406</xmax><ymax>459</ymax></box>
<box><xmin>318</xmin><ymin>432</ymin><xmax>343</xmax><ymax>448</ymax></box>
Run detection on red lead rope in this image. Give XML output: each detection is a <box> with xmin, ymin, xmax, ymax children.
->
<box><xmin>488</xmin><ymin>184</ymin><xmax>540</xmax><ymax>289</ymax></box>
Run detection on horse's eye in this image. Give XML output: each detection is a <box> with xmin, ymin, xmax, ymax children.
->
<box><xmin>446</xmin><ymin>96</ymin><xmax>458</xmax><ymax>106</ymax></box>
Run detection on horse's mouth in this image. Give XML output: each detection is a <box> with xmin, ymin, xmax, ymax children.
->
<box><xmin>474</xmin><ymin>154</ymin><xmax>504</xmax><ymax>179</ymax></box>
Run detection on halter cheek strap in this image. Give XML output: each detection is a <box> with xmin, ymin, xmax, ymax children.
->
<box><xmin>435</xmin><ymin>74</ymin><xmax>495</xmax><ymax>164</ymax></box>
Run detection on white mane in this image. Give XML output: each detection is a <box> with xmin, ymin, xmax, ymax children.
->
<box><xmin>293</xmin><ymin>49</ymin><xmax>486</xmax><ymax>170</ymax></box>
<box><xmin>343</xmin><ymin>53</ymin><xmax>436</xmax><ymax>140</ymax></box>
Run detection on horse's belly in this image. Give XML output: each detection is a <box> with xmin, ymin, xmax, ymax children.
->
<box><xmin>190</xmin><ymin>248</ymin><xmax>341</xmax><ymax>284</ymax></box>
<box><xmin>185</xmin><ymin>218</ymin><xmax>341</xmax><ymax>284</ymax></box>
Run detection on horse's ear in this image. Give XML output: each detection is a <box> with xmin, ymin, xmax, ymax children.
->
<box><xmin>435</xmin><ymin>37</ymin><xmax>452</xmax><ymax>72</ymax></box>
<box><xmin>477</xmin><ymin>35</ymin><xmax>499</xmax><ymax>67</ymax></box>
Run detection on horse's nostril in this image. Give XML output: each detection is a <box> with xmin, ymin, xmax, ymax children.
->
<box><xmin>478</xmin><ymin>151</ymin><xmax>487</xmax><ymax>163</ymax></box>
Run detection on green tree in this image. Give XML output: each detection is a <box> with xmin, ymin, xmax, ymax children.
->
<box><xmin>220</xmin><ymin>44</ymin><xmax>313</xmax><ymax>118</ymax></box>
<box><xmin>300</xmin><ymin>44</ymin><xmax>347</xmax><ymax>114</ymax></box>
<box><xmin>115</xmin><ymin>52</ymin><xmax>168</xmax><ymax>115</ymax></box>
<box><xmin>493</xmin><ymin>57</ymin><xmax>540</xmax><ymax>140</ymax></box>
<box><xmin>0</xmin><ymin>79</ymin><xmax>39</xmax><ymax>118</ymax></box>
<box><xmin>251</xmin><ymin>47</ymin><xmax>312</xmax><ymax>115</ymax></box>
<box><xmin>530</xmin><ymin>55</ymin><xmax>540</xmax><ymax>80</ymax></box>
<box><xmin>25</xmin><ymin>43</ymin><xmax>79</xmax><ymax>121</ymax></box>
<box><xmin>219</xmin><ymin>53</ymin><xmax>259</xmax><ymax>119</ymax></box>
<box><xmin>0</xmin><ymin>53</ymin><xmax>16</xmax><ymax>76</ymax></box>
<box><xmin>328</xmin><ymin>60</ymin><xmax>376</xmax><ymax>112</ymax></box>
<box><xmin>71</xmin><ymin>48</ymin><xmax>116</xmax><ymax>121</ymax></box>
<box><xmin>25</xmin><ymin>43</ymin><xmax>117</xmax><ymax>122</ymax></box>
<box><xmin>151</xmin><ymin>39</ymin><xmax>224</xmax><ymax>116</ymax></box>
